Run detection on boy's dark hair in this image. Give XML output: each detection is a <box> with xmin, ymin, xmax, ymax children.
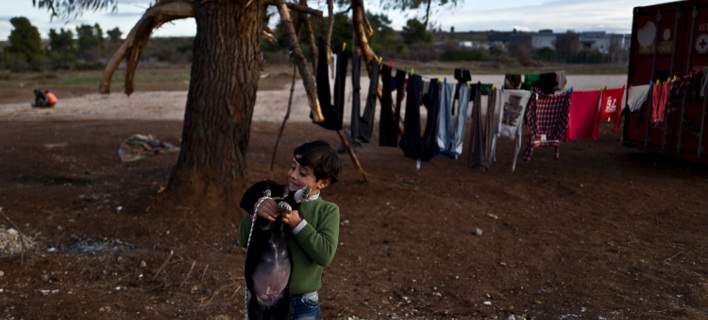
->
<box><xmin>294</xmin><ymin>140</ymin><xmax>341</xmax><ymax>184</ymax></box>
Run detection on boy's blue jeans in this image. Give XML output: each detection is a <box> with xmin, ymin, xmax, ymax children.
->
<box><xmin>290</xmin><ymin>291</ymin><xmax>320</xmax><ymax>320</ymax></box>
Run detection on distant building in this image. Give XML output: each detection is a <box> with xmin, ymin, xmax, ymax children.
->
<box><xmin>579</xmin><ymin>31</ymin><xmax>611</xmax><ymax>54</ymax></box>
<box><xmin>531</xmin><ymin>30</ymin><xmax>557</xmax><ymax>49</ymax></box>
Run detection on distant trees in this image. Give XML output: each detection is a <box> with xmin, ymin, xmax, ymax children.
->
<box><xmin>48</xmin><ymin>28</ymin><xmax>76</xmax><ymax>69</ymax></box>
<box><xmin>107</xmin><ymin>27</ymin><xmax>122</xmax><ymax>43</ymax></box>
<box><xmin>401</xmin><ymin>19</ymin><xmax>432</xmax><ymax>46</ymax></box>
<box><xmin>5</xmin><ymin>17</ymin><xmax>45</xmax><ymax>71</ymax></box>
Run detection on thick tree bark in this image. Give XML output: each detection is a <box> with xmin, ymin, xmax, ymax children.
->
<box><xmin>167</xmin><ymin>0</ymin><xmax>262</xmax><ymax>206</ymax></box>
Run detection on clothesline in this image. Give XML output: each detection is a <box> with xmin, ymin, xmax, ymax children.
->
<box><xmin>317</xmin><ymin>46</ymin><xmax>708</xmax><ymax>172</ymax></box>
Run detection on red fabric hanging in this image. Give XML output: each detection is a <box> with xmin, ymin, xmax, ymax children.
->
<box><xmin>567</xmin><ymin>90</ymin><xmax>602</xmax><ymax>141</ymax></box>
<box><xmin>594</xmin><ymin>86</ymin><xmax>625</xmax><ymax>139</ymax></box>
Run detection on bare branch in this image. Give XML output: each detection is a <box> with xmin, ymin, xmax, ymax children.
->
<box><xmin>274</xmin><ymin>0</ymin><xmax>324</xmax><ymax>122</ymax></box>
<box><xmin>325</xmin><ymin>0</ymin><xmax>335</xmax><ymax>71</ymax></box>
<box><xmin>265</xmin><ymin>0</ymin><xmax>323</xmax><ymax>17</ymax></box>
<box><xmin>100</xmin><ymin>0</ymin><xmax>193</xmax><ymax>94</ymax></box>
<box><xmin>300</xmin><ymin>0</ymin><xmax>318</xmax><ymax>74</ymax></box>
<box><xmin>352</xmin><ymin>0</ymin><xmax>378</xmax><ymax>64</ymax></box>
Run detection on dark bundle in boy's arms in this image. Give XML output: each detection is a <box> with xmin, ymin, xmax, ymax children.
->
<box><xmin>241</xmin><ymin>180</ymin><xmax>303</xmax><ymax>320</ymax></box>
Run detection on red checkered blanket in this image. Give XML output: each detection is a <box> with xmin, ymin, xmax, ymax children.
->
<box><xmin>524</xmin><ymin>89</ymin><xmax>572</xmax><ymax>161</ymax></box>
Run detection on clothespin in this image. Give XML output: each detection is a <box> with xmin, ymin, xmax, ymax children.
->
<box><xmin>377</xmin><ymin>56</ymin><xmax>383</xmax><ymax>64</ymax></box>
<box><xmin>342</xmin><ymin>42</ymin><xmax>347</xmax><ymax>51</ymax></box>
<box><xmin>410</xmin><ymin>67</ymin><xmax>415</xmax><ymax>75</ymax></box>
<box><xmin>416</xmin><ymin>159</ymin><xmax>422</xmax><ymax>171</ymax></box>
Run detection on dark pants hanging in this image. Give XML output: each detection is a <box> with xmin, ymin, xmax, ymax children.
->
<box><xmin>379</xmin><ymin>64</ymin><xmax>398</xmax><ymax>147</ymax></box>
<box><xmin>467</xmin><ymin>85</ymin><xmax>484</xmax><ymax>167</ymax></box>
<box><xmin>351</xmin><ymin>59</ymin><xmax>379</xmax><ymax>143</ymax></box>
<box><xmin>314</xmin><ymin>39</ymin><xmax>348</xmax><ymax>130</ymax></box>
<box><xmin>350</xmin><ymin>53</ymin><xmax>362</xmax><ymax>140</ymax></box>
<box><xmin>400</xmin><ymin>76</ymin><xmax>440</xmax><ymax>162</ymax></box>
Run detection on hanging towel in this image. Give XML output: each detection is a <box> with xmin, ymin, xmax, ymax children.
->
<box><xmin>378</xmin><ymin>64</ymin><xmax>398</xmax><ymax>147</ymax></box>
<box><xmin>350</xmin><ymin>55</ymin><xmax>379</xmax><ymax>143</ymax></box>
<box><xmin>491</xmin><ymin>89</ymin><xmax>532</xmax><ymax>172</ymax></box>
<box><xmin>524</xmin><ymin>89</ymin><xmax>572</xmax><ymax>161</ymax></box>
<box><xmin>594</xmin><ymin>86</ymin><xmax>625</xmax><ymax>138</ymax></box>
<box><xmin>314</xmin><ymin>40</ymin><xmax>348</xmax><ymax>130</ymax></box>
<box><xmin>626</xmin><ymin>84</ymin><xmax>651</xmax><ymax>112</ymax></box>
<box><xmin>504</xmin><ymin>74</ymin><xmax>522</xmax><ymax>89</ymax></box>
<box><xmin>567</xmin><ymin>90</ymin><xmax>602</xmax><ymax>141</ymax></box>
<box><xmin>651</xmin><ymin>81</ymin><xmax>672</xmax><ymax>124</ymax></box>
<box><xmin>400</xmin><ymin>75</ymin><xmax>440</xmax><ymax>162</ymax></box>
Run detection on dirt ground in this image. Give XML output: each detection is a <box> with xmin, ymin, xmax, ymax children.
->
<box><xmin>0</xmin><ymin>116</ymin><xmax>706</xmax><ymax>319</ymax></box>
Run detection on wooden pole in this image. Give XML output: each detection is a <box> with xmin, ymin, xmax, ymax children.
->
<box><xmin>336</xmin><ymin>130</ymin><xmax>368</xmax><ymax>182</ymax></box>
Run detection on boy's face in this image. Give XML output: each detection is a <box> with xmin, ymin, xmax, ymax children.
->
<box><xmin>287</xmin><ymin>158</ymin><xmax>329</xmax><ymax>193</ymax></box>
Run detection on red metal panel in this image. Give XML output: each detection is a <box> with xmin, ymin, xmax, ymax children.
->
<box><xmin>624</xmin><ymin>0</ymin><xmax>708</xmax><ymax>161</ymax></box>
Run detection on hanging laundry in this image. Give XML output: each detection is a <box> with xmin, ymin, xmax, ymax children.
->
<box><xmin>521</xmin><ymin>73</ymin><xmax>540</xmax><ymax>91</ymax></box>
<box><xmin>504</xmin><ymin>74</ymin><xmax>522</xmax><ymax>89</ymax></box>
<box><xmin>452</xmin><ymin>69</ymin><xmax>471</xmax><ymax>114</ymax></box>
<box><xmin>466</xmin><ymin>84</ymin><xmax>484</xmax><ymax>168</ymax></box>
<box><xmin>378</xmin><ymin>64</ymin><xmax>398</xmax><ymax>147</ymax></box>
<box><xmin>483</xmin><ymin>87</ymin><xmax>498</xmax><ymax>169</ymax></box>
<box><xmin>538</xmin><ymin>72</ymin><xmax>558</xmax><ymax>94</ymax></box>
<box><xmin>314</xmin><ymin>40</ymin><xmax>348</xmax><ymax>130</ymax></box>
<box><xmin>400</xmin><ymin>76</ymin><xmax>440</xmax><ymax>162</ymax></box>
<box><xmin>594</xmin><ymin>86</ymin><xmax>625</xmax><ymax>138</ymax></box>
<box><xmin>351</xmin><ymin>58</ymin><xmax>380</xmax><ymax>143</ymax></box>
<box><xmin>556</xmin><ymin>71</ymin><xmax>568</xmax><ymax>91</ymax></box>
<box><xmin>626</xmin><ymin>84</ymin><xmax>651</xmax><ymax>112</ymax></box>
<box><xmin>651</xmin><ymin>81</ymin><xmax>672</xmax><ymax>124</ymax></box>
<box><xmin>349</xmin><ymin>51</ymin><xmax>362</xmax><ymax>140</ymax></box>
<box><xmin>490</xmin><ymin>89</ymin><xmax>532</xmax><ymax>172</ymax></box>
<box><xmin>567</xmin><ymin>90</ymin><xmax>602</xmax><ymax>141</ymax></box>
<box><xmin>437</xmin><ymin>79</ymin><xmax>468</xmax><ymax>158</ymax></box>
<box><xmin>524</xmin><ymin>89</ymin><xmax>572</xmax><ymax>161</ymax></box>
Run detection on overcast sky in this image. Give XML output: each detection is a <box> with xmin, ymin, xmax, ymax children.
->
<box><xmin>1</xmin><ymin>0</ymin><xmax>668</xmax><ymax>40</ymax></box>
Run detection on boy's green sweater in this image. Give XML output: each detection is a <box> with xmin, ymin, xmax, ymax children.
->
<box><xmin>239</xmin><ymin>197</ymin><xmax>340</xmax><ymax>294</ymax></box>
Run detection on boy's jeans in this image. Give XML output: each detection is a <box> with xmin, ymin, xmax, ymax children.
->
<box><xmin>290</xmin><ymin>291</ymin><xmax>320</xmax><ymax>320</ymax></box>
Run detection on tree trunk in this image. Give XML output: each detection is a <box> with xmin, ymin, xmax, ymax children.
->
<box><xmin>167</xmin><ymin>0</ymin><xmax>262</xmax><ymax>208</ymax></box>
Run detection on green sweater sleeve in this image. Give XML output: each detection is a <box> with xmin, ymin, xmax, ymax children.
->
<box><xmin>293</xmin><ymin>203</ymin><xmax>340</xmax><ymax>267</ymax></box>
<box><xmin>238</xmin><ymin>216</ymin><xmax>252</xmax><ymax>248</ymax></box>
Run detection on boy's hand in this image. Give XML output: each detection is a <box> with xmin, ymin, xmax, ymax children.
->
<box><xmin>256</xmin><ymin>198</ymin><xmax>279</xmax><ymax>222</ymax></box>
<box><xmin>282</xmin><ymin>210</ymin><xmax>301</xmax><ymax>228</ymax></box>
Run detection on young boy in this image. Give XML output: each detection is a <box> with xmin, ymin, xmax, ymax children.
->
<box><xmin>239</xmin><ymin>140</ymin><xmax>342</xmax><ymax>319</ymax></box>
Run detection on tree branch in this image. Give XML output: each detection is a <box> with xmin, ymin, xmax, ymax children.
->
<box><xmin>99</xmin><ymin>0</ymin><xmax>193</xmax><ymax>94</ymax></box>
<box><xmin>299</xmin><ymin>0</ymin><xmax>318</xmax><ymax>74</ymax></box>
<box><xmin>325</xmin><ymin>0</ymin><xmax>335</xmax><ymax>72</ymax></box>
<box><xmin>265</xmin><ymin>0</ymin><xmax>322</xmax><ymax>17</ymax></box>
<box><xmin>274</xmin><ymin>0</ymin><xmax>324</xmax><ymax>122</ymax></box>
